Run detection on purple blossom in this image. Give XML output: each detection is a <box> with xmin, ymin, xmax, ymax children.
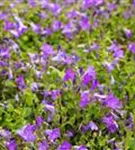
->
<box><xmin>45</xmin><ymin>128</ymin><xmax>60</xmax><ymax>142</ymax></box>
<box><xmin>88</xmin><ymin>43</ymin><xmax>100</xmax><ymax>51</ymax></box>
<box><xmin>44</xmin><ymin>104</ymin><xmax>55</xmax><ymax>122</ymax></box>
<box><xmin>8</xmin><ymin>68</ymin><xmax>13</xmax><ymax>80</ymax></box>
<box><xmin>108</xmin><ymin>42</ymin><xmax>121</xmax><ymax>53</ymax></box>
<box><xmin>6</xmin><ymin>140</ymin><xmax>17</xmax><ymax>150</ymax></box>
<box><xmin>38</xmin><ymin>140</ymin><xmax>49</xmax><ymax>150</ymax></box>
<box><xmin>62</xmin><ymin>23</ymin><xmax>73</xmax><ymax>39</ymax></box>
<box><xmin>79</xmin><ymin>17</ymin><xmax>90</xmax><ymax>31</ymax></box>
<box><xmin>16</xmin><ymin>75</ymin><xmax>26</xmax><ymax>90</ymax></box>
<box><xmin>52</xmin><ymin>51</ymin><xmax>73</xmax><ymax>64</ymax></box>
<box><xmin>103</xmin><ymin>93</ymin><xmax>122</xmax><ymax>110</ymax></box>
<box><xmin>49</xmin><ymin>3</ymin><xmax>61</xmax><ymax>16</ymax></box>
<box><xmin>82</xmin><ymin>66</ymin><xmax>96</xmax><ymax>85</ymax></box>
<box><xmin>41</xmin><ymin>44</ymin><xmax>54</xmax><ymax>58</ymax></box>
<box><xmin>80</xmin><ymin>91</ymin><xmax>90</xmax><ymax>108</ymax></box>
<box><xmin>83</xmin><ymin>0</ymin><xmax>104</xmax><ymax>8</ymax></box>
<box><xmin>128</xmin><ymin>43</ymin><xmax>135</xmax><ymax>54</ymax></box>
<box><xmin>89</xmin><ymin>121</ymin><xmax>98</xmax><ymax>131</ymax></box>
<box><xmin>0</xmin><ymin>12</ymin><xmax>7</xmax><ymax>20</ymax></box>
<box><xmin>75</xmin><ymin>145</ymin><xmax>88</xmax><ymax>150</ymax></box>
<box><xmin>51</xmin><ymin>90</ymin><xmax>61</xmax><ymax>100</ymax></box>
<box><xmin>81</xmin><ymin>121</ymin><xmax>98</xmax><ymax>133</ymax></box>
<box><xmin>90</xmin><ymin>79</ymin><xmax>98</xmax><ymax>91</ymax></box>
<box><xmin>103</xmin><ymin>115</ymin><xmax>118</xmax><ymax>133</ymax></box>
<box><xmin>17</xmin><ymin>124</ymin><xmax>36</xmax><ymax>142</ymax></box>
<box><xmin>83</xmin><ymin>0</ymin><xmax>95</xmax><ymax>8</ymax></box>
<box><xmin>4</xmin><ymin>20</ymin><xmax>15</xmax><ymax>30</ymax></box>
<box><xmin>10</xmin><ymin>16</ymin><xmax>27</xmax><ymax>38</ymax></box>
<box><xmin>30</xmin><ymin>23</ymin><xmax>41</xmax><ymax>34</ymax></box>
<box><xmin>0</xmin><ymin>129</ymin><xmax>11</xmax><ymax>139</ymax></box>
<box><xmin>52</xmin><ymin>20</ymin><xmax>62</xmax><ymax>32</ymax></box>
<box><xmin>27</xmin><ymin>0</ymin><xmax>36</xmax><ymax>7</ymax></box>
<box><xmin>124</xmin><ymin>28</ymin><xmax>132</xmax><ymax>38</ymax></box>
<box><xmin>36</xmin><ymin>116</ymin><xmax>44</xmax><ymax>127</ymax></box>
<box><xmin>133</xmin><ymin>0</ymin><xmax>135</xmax><ymax>7</ymax></box>
<box><xmin>57</xmin><ymin>141</ymin><xmax>72</xmax><ymax>150</ymax></box>
<box><xmin>35</xmin><ymin>70</ymin><xmax>42</xmax><ymax>79</ymax></box>
<box><xmin>103</xmin><ymin>59</ymin><xmax>118</xmax><ymax>72</ymax></box>
<box><xmin>66</xmin><ymin>131</ymin><xmax>74</xmax><ymax>137</ymax></box>
<box><xmin>107</xmin><ymin>3</ymin><xmax>117</xmax><ymax>11</ymax></box>
<box><xmin>43</xmin><ymin>28</ymin><xmax>52</xmax><ymax>36</ymax></box>
<box><xmin>125</xmin><ymin>114</ymin><xmax>134</xmax><ymax>129</ymax></box>
<box><xmin>0</xmin><ymin>47</ymin><xmax>10</xmax><ymax>59</ymax></box>
<box><xmin>29</xmin><ymin>53</ymin><xmax>39</xmax><ymax>64</ymax></box>
<box><xmin>31</xmin><ymin>82</ymin><xmax>40</xmax><ymax>92</ymax></box>
<box><xmin>113</xmin><ymin>50</ymin><xmax>124</xmax><ymax>58</ymax></box>
<box><xmin>63</xmin><ymin>68</ymin><xmax>75</xmax><ymax>81</ymax></box>
<box><xmin>67</xmin><ymin>10</ymin><xmax>79</xmax><ymax>18</ymax></box>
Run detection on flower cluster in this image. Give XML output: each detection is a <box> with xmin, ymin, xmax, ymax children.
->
<box><xmin>0</xmin><ymin>0</ymin><xmax>135</xmax><ymax>149</ymax></box>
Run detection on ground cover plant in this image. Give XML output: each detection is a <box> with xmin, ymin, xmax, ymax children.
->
<box><xmin>0</xmin><ymin>0</ymin><xmax>135</xmax><ymax>149</ymax></box>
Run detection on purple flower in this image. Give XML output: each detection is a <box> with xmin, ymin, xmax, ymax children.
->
<box><xmin>16</xmin><ymin>75</ymin><xmax>26</xmax><ymax>90</ymax></box>
<box><xmin>103</xmin><ymin>115</ymin><xmax>118</xmax><ymax>133</ymax></box>
<box><xmin>103</xmin><ymin>93</ymin><xmax>122</xmax><ymax>110</ymax></box>
<box><xmin>0</xmin><ymin>129</ymin><xmax>11</xmax><ymax>139</ymax></box>
<box><xmin>75</xmin><ymin>145</ymin><xmax>88</xmax><ymax>150</ymax></box>
<box><xmin>10</xmin><ymin>16</ymin><xmax>27</xmax><ymax>38</ymax></box>
<box><xmin>103</xmin><ymin>61</ymin><xmax>116</xmax><ymax>72</ymax></box>
<box><xmin>88</xmin><ymin>43</ymin><xmax>100</xmax><ymax>51</ymax></box>
<box><xmin>107</xmin><ymin>3</ymin><xmax>117</xmax><ymax>11</ymax></box>
<box><xmin>30</xmin><ymin>23</ymin><xmax>41</xmax><ymax>34</ymax></box>
<box><xmin>44</xmin><ymin>104</ymin><xmax>55</xmax><ymax>122</ymax></box>
<box><xmin>49</xmin><ymin>3</ymin><xmax>61</xmax><ymax>16</ymax></box>
<box><xmin>4</xmin><ymin>20</ymin><xmax>15</xmax><ymax>31</ymax></box>
<box><xmin>125</xmin><ymin>114</ymin><xmax>134</xmax><ymax>129</ymax></box>
<box><xmin>64</xmin><ymin>68</ymin><xmax>75</xmax><ymax>81</ymax></box>
<box><xmin>8</xmin><ymin>68</ymin><xmax>13</xmax><ymax>80</ymax></box>
<box><xmin>67</xmin><ymin>10</ymin><xmax>79</xmax><ymax>18</ymax></box>
<box><xmin>83</xmin><ymin>0</ymin><xmax>103</xmax><ymax>8</ymax></box>
<box><xmin>52</xmin><ymin>20</ymin><xmax>62</xmax><ymax>32</ymax></box>
<box><xmin>41</xmin><ymin>44</ymin><xmax>54</xmax><ymax>58</ymax></box>
<box><xmin>66</xmin><ymin>131</ymin><xmax>74</xmax><ymax>137</ymax></box>
<box><xmin>17</xmin><ymin>124</ymin><xmax>36</xmax><ymax>142</ymax></box>
<box><xmin>133</xmin><ymin>0</ymin><xmax>135</xmax><ymax>7</ymax></box>
<box><xmin>80</xmin><ymin>91</ymin><xmax>90</xmax><ymax>108</ymax></box>
<box><xmin>83</xmin><ymin>0</ymin><xmax>95</xmax><ymax>8</ymax></box>
<box><xmin>82</xmin><ymin>66</ymin><xmax>96</xmax><ymax>85</ymax></box>
<box><xmin>31</xmin><ymin>82</ymin><xmax>40</xmax><ymax>92</ymax></box>
<box><xmin>35</xmin><ymin>70</ymin><xmax>42</xmax><ymax>79</ymax></box>
<box><xmin>124</xmin><ymin>28</ymin><xmax>132</xmax><ymax>38</ymax></box>
<box><xmin>6</xmin><ymin>140</ymin><xmax>17</xmax><ymax>150</ymax></box>
<box><xmin>90</xmin><ymin>79</ymin><xmax>98</xmax><ymax>91</ymax></box>
<box><xmin>89</xmin><ymin>121</ymin><xmax>98</xmax><ymax>131</ymax></box>
<box><xmin>29</xmin><ymin>53</ymin><xmax>39</xmax><ymax>64</ymax></box>
<box><xmin>0</xmin><ymin>47</ymin><xmax>10</xmax><ymax>59</ymax></box>
<box><xmin>45</xmin><ymin>128</ymin><xmax>60</xmax><ymax>142</ymax></box>
<box><xmin>51</xmin><ymin>90</ymin><xmax>61</xmax><ymax>100</ymax></box>
<box><xmin>0</xmin><ymin>12</ymin><xmax>7</xmax><ymax>20</ymax></box>
<box><xmin>113</xmin><ymin>50</ymin><xmax>124</xmax><ymax>58</ymax></box>
<box><xmin>62</xmin><ymin>22</ymin><xmax>76</xmax><ymax>39</ymax></box>
<box><xmin>42</xmin><ymin>28</ymin><xmax>52</xmax><ymax>36</ymax></box>
<box><xmin>57</xmin><ymin>141</ymin><xmax>72</xmax><ymax>150</ymax></box>
<box><xmin>128</xmin><ymin>43</ymin><xmax>135</xmax><ymax>54</ymax></box>
<box><xmin>81</xmin><ymin>121</ymin><xmax>98</xmax><ymax>133</ymax></box>
<box><xmin>27</xmin><ymin>0</ymin><xmax>36</xmax><ymax>7</ymax></box>
<box><xmin>108</xmin><ymin>42</ymin><xmax>120</xmax><ymax>53</ymax></box>
<box><xmin>36</xmin><ymin>116</ymin><xmax>44</xmax><ymax>127</ymax></box>
<box><xmin>38</xmin><ymin>140</ymin><xmax>48</xmax><ymax>150</ymax></box>
<box><xmin>79</xmin><ymin>17</ymin><xmax>90</xmax><ymax>31</ymax></box>
<box><xmin>123</xmin><ymin>10</ymin><xmax>132</xmax><ymax>19</ymax></box>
